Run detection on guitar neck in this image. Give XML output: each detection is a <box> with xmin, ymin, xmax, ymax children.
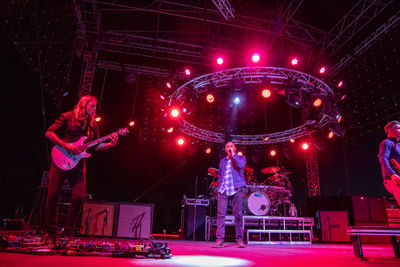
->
<box><xmin>83</xmin><ymin>132</ymin><xmax>117</xmax><ymax>150</ymax></box>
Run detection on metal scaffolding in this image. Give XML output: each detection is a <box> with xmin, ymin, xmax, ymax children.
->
<box><xmin>306</xmin><ymin>147</ymin><xmax>321</xmax><ymax>197</ymax></box>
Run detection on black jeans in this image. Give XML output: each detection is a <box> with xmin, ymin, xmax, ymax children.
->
<box><xmin>45</xmin><ymin>161</ymin><xmax>86</xmax><ymax>233</ymax></box>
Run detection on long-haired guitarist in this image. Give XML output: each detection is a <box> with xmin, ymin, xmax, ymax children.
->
<box><xmin>44</xmin><ymin>95</ymin><xmax>118</xmax><ymax>237</ymax></box>
<box><xmin>378</xmin><ymin>120</ymin><xmax>400</xmax><ymax>205</ymax></box>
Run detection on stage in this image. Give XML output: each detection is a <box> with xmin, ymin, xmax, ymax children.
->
<box><xmin>1</xmin><ymin>239</ymin><xmax>399</xmax><ymax>267</ymax></box>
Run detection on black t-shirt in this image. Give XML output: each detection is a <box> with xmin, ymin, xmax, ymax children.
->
<box><xmin>47</xmin><ymin>111</ymin><xmax>99</xmax><ymax>143</ymax></box>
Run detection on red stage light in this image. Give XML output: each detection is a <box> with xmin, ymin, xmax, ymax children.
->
<box><xmin>95</xmin><ymin>116</ymin><xmax>101</xmax><ymax>122</ymax></box>
<box><xmin>328</xmin><ymin>131</ymin><xmax>334</xmax><ymax>139</ymax></box>
<box><xmin>302</xmin><ymin>143</ymin><xmax>309</xmax><ymax>150</ymax></box>
<box><xmin>291</xmin><ymin>58</ymin><xmax>298</xmax><ymax>66</ymax></box>
<box><xmin>129</xmin><ymin>121</ymin><xmax>135</xmax><ymax>127</ymax></box>
<box><xmin>270</xmin><ymin>150</ymin><xmax>276</xmax><ymax>156</ymax></box>
<box><xmin>206</xmin><ymin>94</ymin><xmax>215</xmax><ymax>103</ymax></box>
<box><xmin>206</xmin><ymin>148</ymin><xmax>212</xmax><ymax>154</ymax></box>
<box><xmin>319</xmin><ymin>67</ymin><xmax>326</xmax><ymax>74</ymax></box>
<box><xmin>237</xmin><ymin>151</ymin><xmax>243</xmax><ymax>156</ymax></box>
<box><xmin>177</xmin><ymin>138</ymin><xmax>185</xmax><ymax>146</ymax></box>
<box><xmin>262</xmin><ymin>89</ymin><xmax>271</xmax><ymax>98</ymax></box>
<box><xmin>252</xmin><ymin>53</ymin><xmax>260</xmax><ymax>63</ymax></box>
<box><xmin>290</xmin><ymin>139</ymin><xmax>295</xmax><ymax>143</ymax></box>
<box><xmin>170</xmin><ymin>108</ymin><xmax>180</xmax><ymax>118</ymax></box>
<box><xmin>337</xmin><ymin>115</ymin><xmax>343</xmax><ymax>123</ymax></box>
<box><xmin>313</xmin><ymin>98</ymin><xmax>322</xmax><ymax>107</ymax></box>
<box><xmin>166</xmin><ymin>82</ymin><xmax>172</xmax><ymax>89</ymax></box>
<box><xmin>167</xmin><ymin>127</ymin><xmax>174</xmax><ymax>133</ymax></box>
<box><xmin>184</xmin><ymin>68</ymin><xmax>191</xmax><ymax>76</ymax></box>
<box><xmin>160</xmin><ymin>95</ymin><xmax>165</xmax><ymax>100</ymax></box>
<box><xmin>337</xmin><ymin>81</ymin><xmax>343</xmax><ymax>87</ymax></box>
<box><xmin>340</xmin><ymin>95</ymin><xmax>347</xmax><ymax>101</ymax></box>
<box><xmin>216</xmin><ymin>57</ymin><xmax>224</xmax><ymax>65</ymax></box>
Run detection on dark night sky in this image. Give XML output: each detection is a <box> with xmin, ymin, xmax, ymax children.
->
<box><xmin>1</xmin><ymin>2</ymin><xmax>400</xmax><ymax>234</ymax></box>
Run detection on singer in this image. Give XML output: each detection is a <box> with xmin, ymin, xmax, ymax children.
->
<box><xmin>213</xmin><ymin>141</ymin><xmax>247</xmax><ymax>248</ymax></box>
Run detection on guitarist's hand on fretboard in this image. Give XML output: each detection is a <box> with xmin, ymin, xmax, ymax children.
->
<box><xmin>63</xmin><ymin>143</ymin><xmax>82</xmax><ymax>155</ymax></box>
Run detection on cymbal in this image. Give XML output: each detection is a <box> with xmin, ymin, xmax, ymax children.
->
<box><xmin>208</xmin><ymin>167</ymin><xmax>219</xmax><ymax>178</ymax></box>
<box><xmin>261</xmin><ymin>166</ymin><xmax>281</xmax><ymax>174</ymax></box>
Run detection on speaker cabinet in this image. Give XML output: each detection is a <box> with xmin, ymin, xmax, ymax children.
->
<box><xmin>79</xmin><ymin>201</ymin><xmax>117</xmax><ymax>236</ymax></box>
<box><xmin>116</xmin><ymin>203</ymin><xmax>154</xmax><ymax>239</ymax></box>
<box><xmin>317</xmin><ymin>210</ymin><xmax>350</xmax><ymax>242</ymax></box>
<box><xmin>181</xmin><ymin>205</ymin><xmax>206</xmax><ymax>240</ymax></box>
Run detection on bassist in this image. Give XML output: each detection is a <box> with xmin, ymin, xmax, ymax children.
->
<box><xmin>45</xmin><ymin>95</ymin><xmax>118</xmax><ymax>237</ymax></box>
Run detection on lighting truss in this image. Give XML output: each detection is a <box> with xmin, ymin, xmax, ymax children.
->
<box><xmin>327</xmin><ymin>9</ymin><xmax>400</xmax><ymax>78</ymax></box>
<box><xmin>169</xmin><ymin>67</ymin><xmax>337</xmax><ymax>145</ymax></box>
<box><xmin>316</xmin><ymin>0</ymin><xmax>394</xmax><ymax>60</ymax></box>
<box><xmin>212</xmin><ymin>0</ymin><xmax>235</xmax><ymax>21</ymax></box>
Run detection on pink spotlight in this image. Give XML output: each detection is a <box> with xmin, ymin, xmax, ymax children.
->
<box><xmin>170</xmin><ymin>108</ymin><xmax>180</xmax><ymax>118</ymax></box>
<box><xmin>262</xmin><ymin>89</ymin><xmax>271</xmax><ymax>98</ymax></box>
<box><xmin>252</xmin><ymin>53</ymin><xmax>260</xmax><ymax>63</ymax></box>
<box><xmin>237</xmin><ymin>151</ymin><xmax>243</xmax><ymax>156</ymax></box>
<box><xmin>167</xmin><ymin>127</ymin><xmax>174</xmax><ymax>133</ymax></box>
<box><xmin>302</xmin><ymin>143</ymin><xmax>309</xmax><ymax>150</ymax></box>
<box><xmin>291</xmin><ymin>58</ymin><xmax>298</xmax><ymax>66</ymax></box>
<box><xmin>184</xmin><ymin>68</ymin><xmax>191</xmax><ymax>76</ymax></box>
<box><xmin>166</xmin><ymin>82</ymin><xmax>172</xmax><ymax>89</ymax></box>
<box><xmin>337</xmin><ymin>81</ymin><xmax>343</xmax><ymax>87</ymax></box>
<box><xmin>319</xmin><ymin>67</ymin><xmax>326</xmax><ymax>74</ymax></box>
<box><xmin>216</xmin><ymin>57</ymin><xmax>224</xmax><ymax>65</ymax></box>
<box><xmin>177</xmin><ymin>138</ymin><xmax>185</xmax><ymax>146</ymax></box>
<box><xmin>160</xmin><ymin>95</ymin><xmax>165</xmax><ymax>100</ymax></box>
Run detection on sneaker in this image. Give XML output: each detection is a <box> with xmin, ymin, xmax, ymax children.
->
<box><xmin>236</xmin><ymin>240</ymin><xmax>245</xmax><ymax>248</ymax></box>
<box><xmin>212</xmin><ymin>239</ymin><xmax>224</xmax><ymax>248</ymax></box>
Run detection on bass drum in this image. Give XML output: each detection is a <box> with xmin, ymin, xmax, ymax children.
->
<box><xmin>243</xmin><ymin>191</ymin><xmax>270</xmax><ymax>216</ymax></box>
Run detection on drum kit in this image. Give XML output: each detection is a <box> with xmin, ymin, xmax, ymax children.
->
<box><xmin>207</xmin><ymin>165</ymin><xmax>292</xmax><ymax>216</ymax></box>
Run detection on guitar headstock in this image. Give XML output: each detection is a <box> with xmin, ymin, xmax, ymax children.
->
<box><xmin>117</xmin><ymin>128</ymin><xmax>129</xmax><ymax>136</ymax></box>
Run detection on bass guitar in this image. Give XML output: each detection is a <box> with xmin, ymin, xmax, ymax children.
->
<box><xmin>51</xmin><ymin>128</ymin><xmax>129</xmax><ymax>170</ymax></box>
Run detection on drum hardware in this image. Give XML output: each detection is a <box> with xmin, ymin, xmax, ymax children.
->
<box><xmin>207</xmin><ymin>167</ymin><xmax>219</xmax><ymax>178</ymax></box>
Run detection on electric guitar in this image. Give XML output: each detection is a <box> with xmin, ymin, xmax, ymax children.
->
<box><xmin>51</xmin><ymin>128</ymin><xmax>129</xmax><ymax>170</ymax></box>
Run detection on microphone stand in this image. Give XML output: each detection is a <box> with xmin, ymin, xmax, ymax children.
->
<box><xmin>192</xmin><ymin>175</ymin><xmax>198</xmax><ymax>241</ymax></box>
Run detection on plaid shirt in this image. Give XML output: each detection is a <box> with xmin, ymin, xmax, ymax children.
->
<box><xmin>218</xmin><ymin>158</ymin><xmax>238</xmax><ymax>196</ymax></box>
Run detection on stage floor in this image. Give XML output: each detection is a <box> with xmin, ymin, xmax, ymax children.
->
<box><xmin>1</xmin><ymin>240</ymin><xmax>400</xmax><ymax>267</ymax></box>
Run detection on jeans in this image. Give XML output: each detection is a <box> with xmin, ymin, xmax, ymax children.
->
<box><xmin>384</xmin><ymin>179</ymin><xmax>400</xmax><ymax>205</ymax></box>
<box><xmin>45</xmin><ymin>161</ymin><xmax>86</xmax><ymax>233</ymax></box>
<box><xmin>216</xmin><ymin>187</ymin><xmax>246</xmax><ymax>241</ymax></box>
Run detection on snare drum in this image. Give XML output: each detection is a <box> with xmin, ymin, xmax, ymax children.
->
<box><xmin>243</xmin><ymin>191</ymin><xmax>270</xmax><ymax>216</ymax></box>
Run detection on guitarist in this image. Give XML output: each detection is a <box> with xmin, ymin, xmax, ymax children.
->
<box><xmin>44</xmin><ymin>95</ymin><xmax>118</xmax><ymax>237</ymax></box>
<box><xmin>378</xmin><ymin>120</ymin><xmax>400</xmax><ymax>205</ymax></box>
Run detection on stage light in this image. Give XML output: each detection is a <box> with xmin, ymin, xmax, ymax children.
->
<box><xmin>252</xmin><ymin>53</ymin><xmax>260</xmax><ymax>63</ymax></box>
<box><xmin>313</xmin><ymin>98</ymin><xmax>322</xmax><ymax>107</ymax></box>
<box><xmin>328</xmin><ymin>131</ymin><xmax>334</xmax><ymax>139</ymax></box>
<box><xmin>206</xmin><ymin>148</ymin><xmax>212</xmax><ymax>154</ymax></box>
<box><xmin>95</xmin><ymin>116</ymin><xmax>101</xmax><ymax>122</ymax></box>
<box><xmin>167</xmin><ymin>127</ymin><xmax>174</xmax><ymax>133</ymax></box>
<box><xmin>166</xmin><ymin>82</ymin><xmax>172</xmax><ymax>89</ymax></box>
<box><xmin>184</xmin><ymin>68</ymin><xmax>191</xmax><ymax>76</ymax></box>
<box><xmin>234</xmin><ymin>96</ymin><xmax>240</xmax><ymax>104</ymax></box>
<box><xmin>177</xmin><ymin>138</ymin><xmax>185</xmax><ymax>146</ymax></box>
<box><xmin>170</xmin><ymin>108</ymin><xmax>180</xmax><ymax>118</ymax></box>
<box><xmin>319</xmin><ymin>67</ymin><xmax>326</xmax><ymax>74</ymax></box>
<box><xmin>129</xmin><ymin>121</ymin><xmax>135</xmax><ymax>127</ymax></box>
<box><xmin>337</xmin><ymin>81</ymin><xmax>343</xmax><ymax>87</ymax></box>
<box><xmin>290</xmin><ymin>139</ymin><xmax>295</xmax><ymax>143</ymax></box>
<box><xmin>237</xmin><ymin>151</ymin><xmax>243</xmax><ymax>156</ymax></box>
<box><xmin>302</xmin><ymin>143</ymin><xmax>309</xmax><ymax>150</ymax></box>
<box><xmin>160</xmin><ymin>95</ymin><xmax>165</xmax><ymax>100</ymax></box>
<box><xmin>216</xmin><ymin>57</ymin><xmax>224</xmax><ymax>65</ymax></box>
<box><xmin>291</xmin><ymin>58</ymin><xmax>298</xmax><ymax>66</ymax></box>
<box><xmin>270</xmin><ymin>150</ymin><xmax>276</xmax><ymax>156</ymax></box>
<box><xmin>264</xmin><ymin>137</ymin><xmax>270</xmax><ymax>141</ymax></box>
<box><xmin>340</xmin><ymin>94</ymin><xmax>347</xmax><ymax>101</ymax></box>
<box><xmin>262</xmin><ymin>89</ymin><xmax>271</xmax><ymax>98</ymax></box>
<box><xmin>336</xmin><ymin>114</ymin><xmax>342</xmax><ymax>123</ymax></box>
<box><xmin>206</xmin><ymin>94</ymin><xmax>215</xmax><ymax>103</ymax></box>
